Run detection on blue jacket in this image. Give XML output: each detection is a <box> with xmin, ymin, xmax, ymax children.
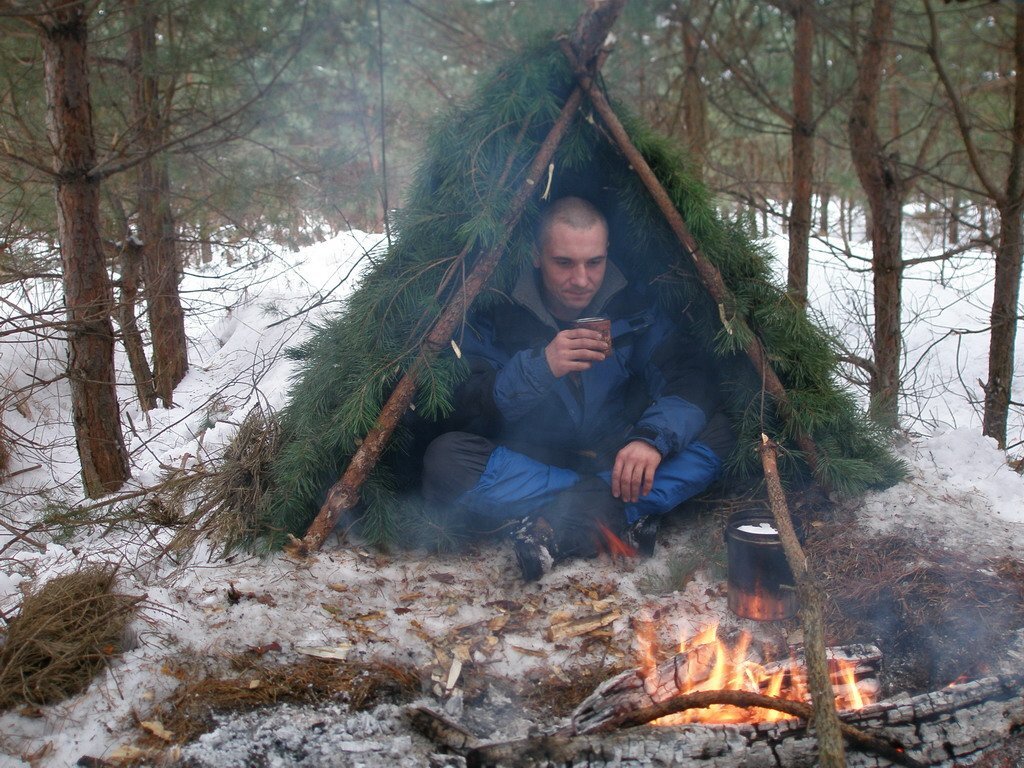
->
<box><xmin>451</xmin><ymin>262</ymin><xmax>733</xmax><ymax>468</ymax></box>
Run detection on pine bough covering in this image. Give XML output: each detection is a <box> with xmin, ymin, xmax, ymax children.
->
<box><xmin>256</xmin><ymin>41</ymin><xmax>904</xmax><ymax>548</ymax></box>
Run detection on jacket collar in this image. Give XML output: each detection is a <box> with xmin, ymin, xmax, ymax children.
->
<box><xmin>511</xmin><ymin>259</ymin><xmax>629</xmax><ymax>330</ymax></box>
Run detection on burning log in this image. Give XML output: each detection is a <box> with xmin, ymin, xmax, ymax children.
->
<box><xmin>459</xmin><ymin>673</ymin><xmax>1024</xmax><ymax>768</ymax></box>
<box><xmin>569</xmin><ymin>639</ymin><xmax>718</xmax><ymax>734</ymax></box>
<box><xmin>566</xmin><ymin>643</ymin><xmax>882</xmax><ymax>736</ymax></box>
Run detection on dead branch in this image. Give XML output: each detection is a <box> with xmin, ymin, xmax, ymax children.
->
<box><xmin>759</xmin><ymin>434</ymin><xmax>845</xmax><ymax>767</ymax></box>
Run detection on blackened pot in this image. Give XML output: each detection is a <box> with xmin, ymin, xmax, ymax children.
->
<box><xmin>725</xmin><ymin>509</ymin><xmax>798</xmax><ymax>621</ymax></box>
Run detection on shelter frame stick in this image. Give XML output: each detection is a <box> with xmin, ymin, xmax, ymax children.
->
<box><xmin>295</xmin><ymin>1</ymin><xmax>628</xmax><ymax>553</ymax></box>
<box><xmin>563</xmin><ymin>45</ymin><xmax>823</xmax><ymax>476</ymax></box>
<box><xmin>759</xmin><ymin>434</ymin><xmax>847</xmax><ymax>767</ymax></box>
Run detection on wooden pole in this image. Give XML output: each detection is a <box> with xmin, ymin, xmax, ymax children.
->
<box><xmin>562</xmin><ymin>45</ymin><xmax>823</xmax><ymax>477</ymax></box>
<box><xmin>294</xmin><ymin>0</ymin><xmax>628</xmax><ymax>553</ymax></box>
<box><xmin>759</xmin><ymin>434</ymin><xmax>847</xmax><ymax>768</ymax></box>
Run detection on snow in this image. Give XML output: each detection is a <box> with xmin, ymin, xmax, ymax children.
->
<box><xmin>736</xmin><ymin>523</ymin><xmax>779</xmax><ymax>536</ymax></box>
<box><xmin>1</xmin><ymin>217</ymin><xmax>1024</xmax><ymax>766</ymax></box>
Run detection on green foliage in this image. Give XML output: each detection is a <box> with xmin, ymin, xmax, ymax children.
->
<box><xmin>257</xmin><ymin>37</ymin><xmax>904</xmax><ymax>549</ymax></box>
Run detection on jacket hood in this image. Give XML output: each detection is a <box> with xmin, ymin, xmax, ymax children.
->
<box><xmin>510</xmin><ymin>259</ymin><xmax>629</xmax><ymax>330</ymax></box>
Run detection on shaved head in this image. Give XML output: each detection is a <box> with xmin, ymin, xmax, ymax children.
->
<box><xmin>536</xmin><ymin>196</ymin><xmax>607</xmax><ymax>250</ymax></box>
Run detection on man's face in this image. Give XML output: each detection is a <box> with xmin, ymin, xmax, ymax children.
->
<box><xmin>533</xmin><ymin>221</ymin><xmax>608</xmax><ymax>321</ymax></box>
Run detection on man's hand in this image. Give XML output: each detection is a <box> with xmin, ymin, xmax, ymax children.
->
<box><xmin>612</xmin><ymin>440</ymin><xmax>662</xmax><ymax>503</ymax></box>
<box><xmin>544</xmin><ymin>329</ymin><xmax>609</xmax><ymax>378</ymax></box>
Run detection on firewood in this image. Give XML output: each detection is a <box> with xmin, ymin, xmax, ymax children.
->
<box><xmin>406</xmin><ymin>706</ymin><xmax>481</xmax><ymax>752</ymax></box>
<box><xmin>545</xmin><ymin>609</ymin><xmax>620</xmax><ymax>643</ymax></box>
<box><xmin>578</xmin><ymin>689</ymin><xmax>922</xmax><ymax>768</ymax></box>
<box><xmin>463</xmin><ymin>673</ymin><xmax>1024</xmax><ymax>768</ymax></box>
<box><xmin>568</xmin><ymin>640</ymin><xmax>717</xmax><ymax>734</ymax></box>
<box><xmin>566</xmin><ymin>643</ymin><xmax>881</xmax><ymax>738</ymax></box>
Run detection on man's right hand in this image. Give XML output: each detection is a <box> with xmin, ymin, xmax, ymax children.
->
<box><xmin>544</xmin><ymin>329</ymin><xmax>609</xmax><ymax>378</ymax></box>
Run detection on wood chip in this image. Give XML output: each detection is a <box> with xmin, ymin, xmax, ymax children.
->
<box><xmin>295</xmin><ymin>644</ymin><xmax>352</xmax><ymax>660</ymax></box>
<box><xmin>139</xmin><ymin>720</ymin><xmax>174</xmax><ymax>741</ymax></box>
<box><xmin>511</xmin><ymin>645</ymin><xmax>548</xmax><ymax>658</ymax></box>
<box><xmin>445</xmin><ymin>658</ymin><xmax>463</xmax><ymax>691</ymax></box>
<box><xmin>546</xmin><ymin>609</ymin><xmax>621</xmax><ymax>643</ymax></box>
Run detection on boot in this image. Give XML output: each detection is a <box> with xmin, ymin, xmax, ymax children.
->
<box><xmin>511</xmin><ymin>516</ymin><xmax>556</xmax><ymax>582</ymax></box>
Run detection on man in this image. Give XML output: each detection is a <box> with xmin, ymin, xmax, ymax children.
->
<box><xmin>422</xmin><ymin>196</ymin><xmax>733</xmax><ymax>580</ymax></box>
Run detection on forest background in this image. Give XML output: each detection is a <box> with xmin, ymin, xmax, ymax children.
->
<box><xmin>1</xmin><ymin>0</ymin><xmax>1022</xmax><ymax>500</ymax></box>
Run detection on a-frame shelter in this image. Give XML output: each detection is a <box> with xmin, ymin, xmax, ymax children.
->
<box><xmin>264</xmin><ymin>0</ymin><xmax>901</xmax><ymax>553</ymax></box>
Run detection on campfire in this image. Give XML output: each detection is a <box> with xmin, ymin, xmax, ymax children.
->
<box><xmin>634</xmin><ymin>622</ymin><xmax>875</xmax><ymax>726</ymax></box>
<box><xmin>569</xmin><ymin>621</ymin><xmax>884</xmax><ymax>737</ymax></box>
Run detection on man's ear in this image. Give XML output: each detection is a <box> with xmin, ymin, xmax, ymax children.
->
<box><xmin>531</xmin><ymin>250</ymin><xmax>541</xmax><ymax>269</ymax></box>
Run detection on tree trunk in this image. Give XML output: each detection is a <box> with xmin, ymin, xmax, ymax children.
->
<box><xmin>848</xmin><ymin>0</ymin><xmax>903</xmax><ymax>428</ymax></box>
<box><xmin>983</xmin><ymin>4</ymin><xmax>1024</xmax><ymax>448</ymax></box>
<box><xmin>118</xmin><ymin>239</ymin><xmax>158</xmax><ymax>410</ymax></box>
<box><xmin>948</xmin><ymin>193</ymin><xmax>960</xmax><ymax>245</ymax></box>
<box><xmin>680</xmin><ymin>7</ymin><xmax>708</xmax><ymax>183</ymax></box>
<box><xmin>787</xmin><ymin>0</ymin><xmax>815</xmax><ymax>310</ymax></box>
<box><xmin>129</xmin><ymin>0</ymin><xmax>188</xmax><ymax>407</ymax></box>
<box><xmin>40</xmin><ymin>5</ymin><xmax>130</xmax><ymax>497</ymax></box>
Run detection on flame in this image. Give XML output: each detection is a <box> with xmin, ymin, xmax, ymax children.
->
<box><xmin>835</xmin><ymin>657</ymin><xmax>864</xmax><ymax>710</ymax></box>
<box><xmin>596</xmin><ymin>521</ymin><xmax>637</xmax><ymax>559</ymax></box>
<box><xmin>639</xmin><ymin>623</ymin><xmax>875</xmax><ymax>725</ymax></box>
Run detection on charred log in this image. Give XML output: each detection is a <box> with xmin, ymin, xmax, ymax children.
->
<box><xmin>458</xmin><ymin>674</ymin><xmax>1024</xmax><ymax>768</ymax></box>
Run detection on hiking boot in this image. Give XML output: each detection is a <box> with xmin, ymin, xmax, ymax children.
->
<box><xmin>511</xmin><ymin>516</ymin><xmax>556</xmax><ymax>582</ymax></box>
<box><xmin>625</xmin><ymin>515</ymin><xmax>660</xmax><ymax>558</ymax></box>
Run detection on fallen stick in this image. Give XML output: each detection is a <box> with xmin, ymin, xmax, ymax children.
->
<box><xmin>407</xmin><ymin>706</ymin><xmax>481</xmax><ymax>752</ymax></box>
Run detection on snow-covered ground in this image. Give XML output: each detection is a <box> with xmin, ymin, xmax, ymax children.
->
<box><xmin>1</xmin><ymin>216</ymin><xmax>1023</xmax><ymax>767</ymax></box>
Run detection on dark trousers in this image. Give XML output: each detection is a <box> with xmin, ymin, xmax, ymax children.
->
<box><xmin>421</xmin><ymin>431</ymin><xmax>721</xmax><ymax>557</ymax></box>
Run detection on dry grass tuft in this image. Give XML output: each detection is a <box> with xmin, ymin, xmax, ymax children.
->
<box><xmin>154</xmin><ymin>657</ymin><xmax>421</xmax><ymax>745</ymax></box>
<box><xmin>169</xmin><ymin>403</ymin><xmax>281</xmax><ymax>552</ymax></box>
<box><xmin>0</xmin><ymin>565</ymin><xmax>141</xmax><ymax>711</ymax></box>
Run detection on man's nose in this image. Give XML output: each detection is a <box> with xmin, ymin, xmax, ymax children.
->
<box><xmin>570</xmin><ymin>264</ymin><xmax>589</xmax><ymax>285</ymax></box>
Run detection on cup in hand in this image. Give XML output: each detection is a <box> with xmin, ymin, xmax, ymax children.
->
<box><xmin>573</xmin><ymin>316</ymin><xmax>612</xmax><ymax>359</ymax></box>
